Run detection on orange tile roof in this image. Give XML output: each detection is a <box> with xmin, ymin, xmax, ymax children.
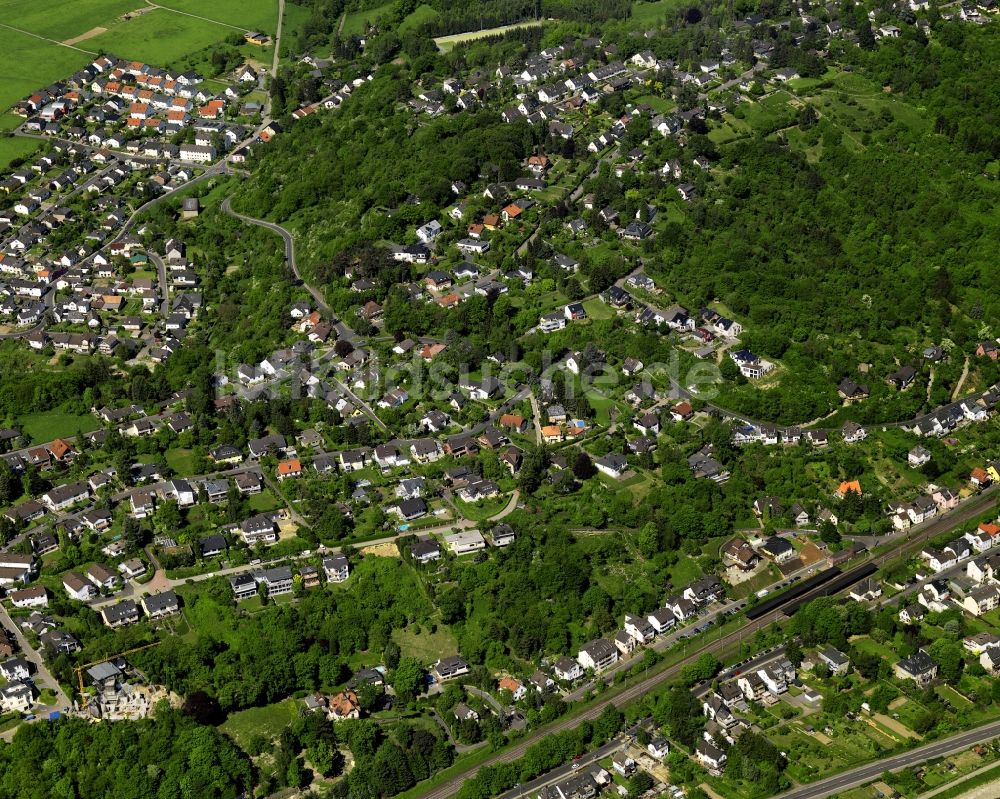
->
<box><xmin>48</xmin><ymin>438</ymin><xmax>73</xmax><ymax>460</ymax></box>
<box><xmin>420</xmin><ymin>343</ymin><xmax>447</xmax><ymax>359</ymax></box>
<box><xmin>278</xmin><ymin>458</ymin><xmax>301</xmax><ymax>475</ymax></box>
<box><xmin>502</xmin><ymin>203</ymin><xmax>522</xmax><ymax>218</ymax></box>
<box><xmin>328</xmin><ymin>690</ymin><xmax>359</xmax><ymax>717</ymax></box>
<box><xmin>837</xmin><ymin>480</ymin><xmax>862</xmax><ymax>497</ymax></box>
<box><xmin>499</xmin><ymin>676</ymin><xmax>522</xmax><ymax>693</ymax></box>
<box><xmin>979</xmin><ymin>523</ymin><xmax>1000</xmax><ymax>537</ymax></box>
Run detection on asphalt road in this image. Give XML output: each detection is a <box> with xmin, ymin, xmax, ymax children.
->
<box><xmin>775</xmin><ymin>721</ymin><xmax>1000</xmax><ymax>799</ymax></box>
<box><xmin>0</xmin><ymin>603</ymin><xmax>70</xmax><ymax>710</ymax></box>
<box><xmin>220</xmin><ymin>196</ymin><xmax>333</xmax><ymax>316</ymax></box>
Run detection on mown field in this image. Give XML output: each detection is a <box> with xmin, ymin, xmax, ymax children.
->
<box><xmin>0</xmin><ymin>134</ymin><xmax>43</xmax><ymax>171</ymax></box>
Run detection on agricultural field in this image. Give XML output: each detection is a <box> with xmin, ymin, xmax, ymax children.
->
<box><xmin>0</xmin><ymin>0</ymin><xmax>137</xmax><ymax>41</ymax></box>
<box><xmin>84</xmin><ymin>10</ymin><xmax>250</xmax><ymax>68</ymax></box>
<box><xmin>0</xmin><ymin>0</ymin><xmax>282</xmax><ymax>114</ymax></box>
<box><xmin>0</xmin><ymin>134</ymin><xmax>42</xmax><ymax>171</ymax></box>
<box><xmin>0</xmin><ymin>27</ymin><xmax>91</xmax><ymax>115</ymax></box>
<box><xmin>155</xmin><ymin>0</ymin><xmax>280</xmax><ymax>32</ymax></box>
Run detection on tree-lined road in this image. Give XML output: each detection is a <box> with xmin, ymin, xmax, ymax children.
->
<box><xmin>414</xmin><ymin>486</ymin><xmax>999</xmax><ymax>799</ymax></box>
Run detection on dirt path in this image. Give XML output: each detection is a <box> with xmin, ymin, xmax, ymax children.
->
<box><xmin>489</xmin><ymin>490</ymin><xmax>520</xmax><ymax>520</ymax></box>
<box><xmin>952</xmin><ymin>356</ymin><xmax>970</xmax><ymax>400</ymax></box>
<box><xmin>529</xmin><ymin>392</ymin><xmax>543</xmax><ymax>444</ymax></box>
<box><xmin>62</xmin><ymin>26</ymin><xmax>107</xmax><ymax>46</ymax></box>
<box><xmin>871</xmin><ymin>711</ymin><xmax>921</xmax><ymax>740</ymax></box>
<box><xmin>927</xmin><ymin>366</ymin><xmax>935</xmax><ymax>404</ymax></box>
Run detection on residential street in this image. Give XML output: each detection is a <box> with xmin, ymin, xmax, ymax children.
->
<box><xmin>0</xmin><ymin>603</ymin><xmax>71</xmax><ymax>711</ymax></box>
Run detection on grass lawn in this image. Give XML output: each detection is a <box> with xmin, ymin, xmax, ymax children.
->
<box><xmin>632</xmin><ymin>94</ymin><xmax>673</xmax><ymax>114</ymax></box>
<box><xmin>399</xmin><ymin>3</ymin><xmax>439</xmax><ymax>33</ymax></box>
<box><xmin>220</xmin><ymin>698</ymin><xmax>299</xmax><ymax>751</ymax></box>
<box><xmin>0</xmin><ymin>136</ymin><xmax>42</xmax><ymax>171</ymax></box>
<box><xmin>667</xmin><ymin>556</ymin><xmax>703</xmax><ymax>589</ymax></box>
<box><xmin>392</xmin><ymin>623</ymin><xmax>458</xmax><ymax>665</ymax></box>
<box><xmin>18</xmin><ymin>410</ymin><xmax>98</xmax><ymax>443</ymax></box>
<box><xmin>937</xmin><ymin>683</ymin><xmax>974</xmax><ymax>709</ymax></box>
<box><xmin>848</xmin><ymin>636</ymin><xmax>898</xmax><ymax>661</ymax></box>
<box><xmin>248</xmin><ymin>490</ymin><xmax>281</xmax><ymax>512</ymax></box>
<box><xmin>582</xmin><ymin>297</ymin><xmax>616</xmax><ymax>320</ymax></box>
<box><xmin>454</xmin><ymin>494</ymin><xmax>509</xmax><ymax>521</ymax></box>
<box><xmin>343</xmin><ymin>1</ymin><xmax>393</xmax><ymax>36</ymax></box>
<box><xmin>165</xmin><ymin>447</ymin><xmax>198</xmax><ymax>476</ymax></box>
<box><xmin>585</xmin><ymin>392</ymin><xmax>620</xmax><ymax>426</ymax></box>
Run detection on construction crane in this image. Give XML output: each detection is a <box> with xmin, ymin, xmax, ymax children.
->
<box><xmin>74</xmin><ymin>641</ymin><xmax>162</xmax><ymax>695</ymax></box>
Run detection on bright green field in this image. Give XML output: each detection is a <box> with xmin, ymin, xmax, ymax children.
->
<box><xmin>392</xmin><ymin>623</ymin><xmax>459</xmax><ymax>664</ymax></box>
<box><xmin>19</xmin><ymin>411</ymin><xmax>99</xmax><ymax>443</ymax></box>
<box><xmin>154</xmin><ymin>0</ymin><xmax>278</xmax><ymax>32</ymax></box>
<box><xmin>399</xmin><ymin>3</ymin><xmax>439</xmax><ymax>33</ymax></box>
<box><xmin>84</xmin><ymin>10</ymin><xmax>245</xmax><ymax>67</ymax></box>
<box><xmin>0</xmin><ymin>28</ymin><xmax>90</xmax><ymax>113</ymax></box>
<box><xmin>0</xmin><ymin>135</ymin><xmax>42</xmax><ymax>171</ymax></box>
<box><xmin>630</xmin><ymin>0</ymin><xmax>688</xmax><ymax>26</ymax></box>
<box><xmin>342</xmin><ymin>1</ymin><xmax>393</xmax><ymax>36</ymax></box>
<box><xmin>0</xmin><ymin>0</ymin><xmax>136</xmax><ymax>40</ymax></box>
<box><xmin>220</xmin><ymin>698</ymin><xmax>299</xmax><ymax>750</ymax></box>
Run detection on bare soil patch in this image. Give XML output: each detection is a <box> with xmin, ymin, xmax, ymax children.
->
<box><xmin>63</xmin><ymin>26</ymin><xmax>107</xmax><ymax>46</ymax></box>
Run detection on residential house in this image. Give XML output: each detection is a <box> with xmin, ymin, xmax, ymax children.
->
<box><xmin>577</xmin><ymin>639</ymin><xmax>619</xmax><ymax>672</ymax></box>
<box><xmin>894</xmin><ymin>648</ymin><xmax>938</xmax><ymax>686</ymax></box>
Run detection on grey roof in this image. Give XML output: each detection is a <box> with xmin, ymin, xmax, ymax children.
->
<box><xmin>143</xmin><ymin>590</ymin><xmax>178</xmax><ymax>613</ymax></box>
<box><xmin>87</xmin><ymin>661</ymin><xmax>121</xmax><ymax>682</ymax></box>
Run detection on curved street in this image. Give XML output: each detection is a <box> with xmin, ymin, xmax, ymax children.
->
<box><xmin>220</xmin><ymin>196</ymin><xmax>332</xmax><ymax>315</ymax></box>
